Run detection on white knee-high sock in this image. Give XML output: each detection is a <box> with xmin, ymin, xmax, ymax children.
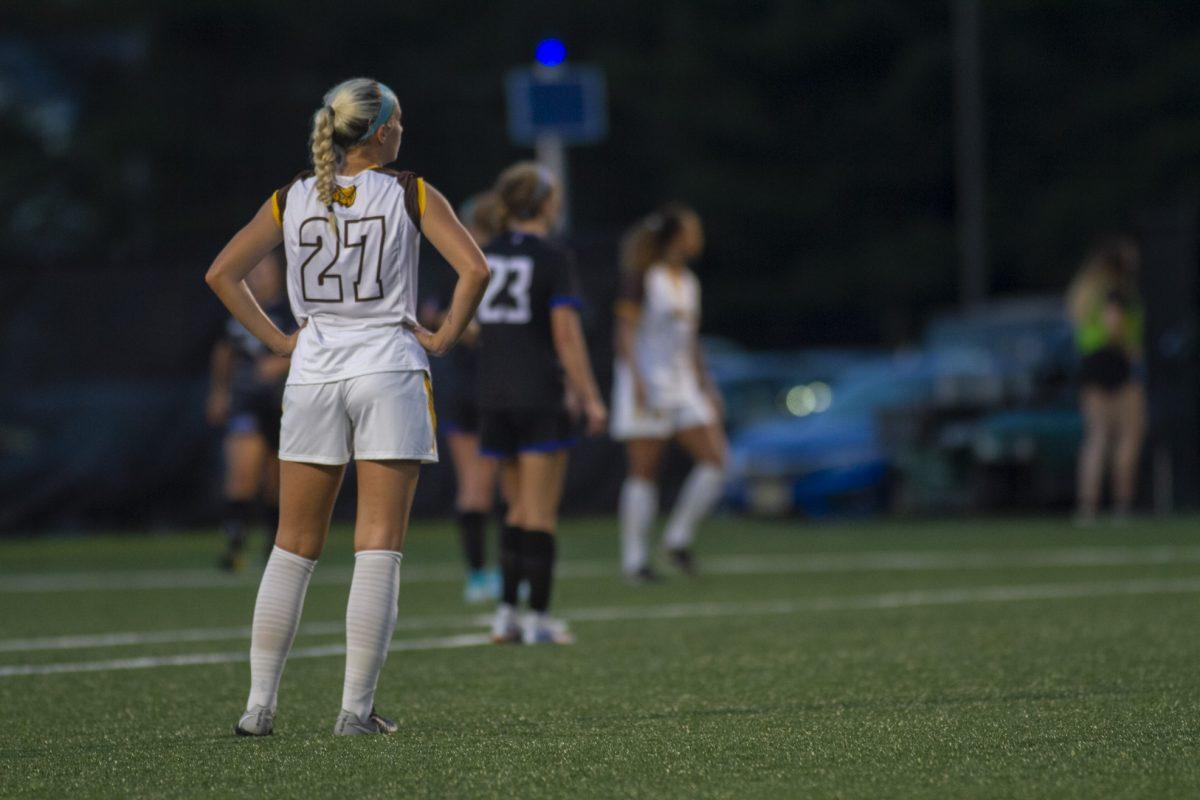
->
<box><xmin>341</xmin><ymin>550</ymin><xmax>402</xmax><ymax>720</ymax></box>
<box><xmin>663</xmin><ymin>464</ymin><xmax>725</xmax><ymax>550</ymax></box>
<box><xmin>246</xmin><ymin>546</ymin><xmax>317</xmax><ymax>712</ymax></box>
<box><xmin>619</xmin><ymin>478</ymin><xmax>658</xmax><ymax>574</ymax></box>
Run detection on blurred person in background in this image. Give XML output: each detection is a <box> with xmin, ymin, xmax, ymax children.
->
<box><xmin>477</xmin><ymin>162</ymin><xmax>607</xmax><ymax>645</ymax></box>
<box><xmin>207</xmin><ymin>250</ymin><xmax>295</xmax><ymax>571</ymax></box>
<box><xmin>1067</xmin><ymin>236</ymin><xmax>1146</xmax><ymax>523</ymax></box>
<box><xmin>205</xmin><ymin>77</ymin><xmax>489</xmax><ymax>736</ymax></box>
<box><xmin>419</xmin><ymin>191</ymin><xmax>505</xmax><ymax>603</ymax></box>
<box><xmin>612</xmin><ymin>204</ymin><xmax>726</xmax><ymax>582</ymax></box>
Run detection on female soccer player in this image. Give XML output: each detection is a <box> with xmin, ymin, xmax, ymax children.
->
<box><xmin>476</xmin><ymin>162</ymin><xmax>607</xmax><ymax>645</ymax></box>
<box><xmin>1067</xmin><ymin>237</ymin><xmax>1146</xmax><ymax>522</ymax></box>
<box><xmin>421</xmin><ymin>191</ymin><xmax>505</xmax><ymax>602</ymax></box>
<box><xmin>611</xmin><ymin>204</ymin><xmax>726</xmax><ymax>582</ymax></box>
<box><xmin>206</xmin><ymin>251</ymin><xmax>294</xmax><ymax>571</ymax></box>
<box><xmin>205</xmin><ymin>77</ymin><xmax>489</xmax><ymax>736</ymax></box>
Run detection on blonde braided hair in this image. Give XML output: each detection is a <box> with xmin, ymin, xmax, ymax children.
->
<box><xmin>310</xmin><ymin>106</ymin><xmax>339</xmax><ymax>237</ymax></box>
<box><xmin>308</xmin><ymin>78</ymin><xmax>399</xmax><ymax>239</ymax></box>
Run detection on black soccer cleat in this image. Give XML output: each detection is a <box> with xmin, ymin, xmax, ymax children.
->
<box><xmin>369</xmin><ymin>707</ymin><xmax>398</xmax><ymax>734</ymax></box>
<box><xmin>218</xmin><ymin>550</ymin><xmax>247</xmax><ymax>573</ymax></box>
<box><xmin>625</xmin><ymin>566</ymin><xmax>665</xmax><ymax>585</ymax></box>
<box><xmin>666</xmin><ymin>548</ymin><xmax>697</xmax><ymax>576</ymax></box>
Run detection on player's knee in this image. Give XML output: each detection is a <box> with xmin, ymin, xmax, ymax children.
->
<box><xmin>274</xmin><ymin>533</ymin><xmax>323</xmax><ymax>561</ymax></box>
<box><xmin>628</xmin><ymin>460</ymin><xmax>659</xmax><ymax>481</ymax></box>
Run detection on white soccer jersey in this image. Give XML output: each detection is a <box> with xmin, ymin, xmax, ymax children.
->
<box><xmin>617</xmin><ymin>263</ymin><xmax>703</xmax><ymax>407</ymax></box>
<box><xmin>271</xmin><ymin>167</ymin><xmax>428</xmax><ymax>385</ymax></box>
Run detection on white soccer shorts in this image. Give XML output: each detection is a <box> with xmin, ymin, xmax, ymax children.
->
<box><xmin>609</xmin><ymin>361</ymin><xmax>715</xmax><ymax>441</ymax></box>
<box><xmin>279</xmin><ymin>370</ymin><xmax>438</xmax><ymax>465</ymax></box>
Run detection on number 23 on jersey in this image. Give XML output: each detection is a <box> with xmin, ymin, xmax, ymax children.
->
<box><xmin>478</xmin><ymin>255</ymin><xmax>534</xmax><ymax>324</ymax></box>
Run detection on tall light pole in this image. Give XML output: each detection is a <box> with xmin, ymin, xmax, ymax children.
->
<box><xmin>953</xmin><ymin>0</ymin><xmax>987</xmax><ymax>308</ymax></box>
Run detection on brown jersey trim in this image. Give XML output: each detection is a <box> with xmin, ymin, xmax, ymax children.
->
<box><xmin>272</xmin><ymin>170</ymin><xmax>313</xmax><ymax>227</ymax></box>
<box><xmin>372</xmin><ymin>167</ymin><xmax>423</xmax><ymax>232</ymax></box>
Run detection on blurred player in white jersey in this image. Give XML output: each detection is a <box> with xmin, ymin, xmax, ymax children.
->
<box><xmin>206</xmin><ymin>251</ymin><xmax>294</xmax><ymax>571</ymax></box>
<box><xmin>205</xmin><ymin>77</ymin><xmax>489</xmax><ymax>736</ymax></box>
<box><xmin>611</xmin><ymin>204</ymin><xmax>726</xmax><ymax>582</ymax></box>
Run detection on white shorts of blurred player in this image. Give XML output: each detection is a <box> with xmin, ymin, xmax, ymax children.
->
<box><xmin>279</xmin><ymin>370</ymin><xmax>438</xmax><ymax>465</ymax></box>
<box><xmin>609</xmin><ymin>360</ymin><xmax>715</xmax><ymax>441</ymax></box>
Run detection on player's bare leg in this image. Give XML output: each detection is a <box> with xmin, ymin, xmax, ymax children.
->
<box><xmin>237</xmin><ymin>461</ymin><xmax>343</xmax><ymax>736</ymax></box>
<box><xmin>1076</xmin><ymin>389</ymin><xmax>1115</xmax><ymax>524</ymax></box>
<box><xmin>620</xmin><ymin>438</ymin><xmax>668</xmax><ymax>581</ymax></box>
<box><xmin>333</xmin><ymin>459</ymin><xmax>419</xmax><ymax>735</ymax></box>
<box><xmin>219</xmin><ymin>432</ymin><xmax>268</xmax><ymax>571</ymax></box>
<box><xmin>1110</xmin><ymin>383</ymin><xmax>1145</xmax><ymax>520</ymax></box>
<box><xmin>663</xmin><ymin>423</ymin><xmax>727</xmax><ymax>574</ymax></box>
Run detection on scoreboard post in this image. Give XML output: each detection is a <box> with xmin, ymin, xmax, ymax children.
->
<box><xmin>505</xmin><ymin>38</ymin><xmax>608</xmax><ymax>232</ymax></box>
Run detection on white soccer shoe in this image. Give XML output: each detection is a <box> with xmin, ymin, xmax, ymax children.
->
<box><xmin>490</xmin><ymin>603</ymin><xmax>522</xmax><ymax>644</ymax></box>
<box><xmin>234</xmin><ymin>705</ymin><xmax>274</xmax><ymax>737</ymax></box>
<box><xmin>522</xmin><ymin>613</ymin><xmax>575</xmax><ymax>645</ymax></box>
<box><xmin>333</xmin><ymin>706</ymin><xmax>396</xmax><ymax>736</ymax></box>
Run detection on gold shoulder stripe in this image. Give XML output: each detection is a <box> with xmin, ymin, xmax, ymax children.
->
<box><xmin>271</xmin><ymin>191</ymin><xmax>282</xmax><ymax>227</ymax></box>
<box><xmin>417</xmin><ymin>177</ymin><xmax>426</xmax><ymax>218</ymax></box>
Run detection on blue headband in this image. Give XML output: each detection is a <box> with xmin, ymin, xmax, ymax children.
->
<box><xmin>358</xmin><ymin>84</ymin><xmax>395</xmax><ymax>143</ymax></box>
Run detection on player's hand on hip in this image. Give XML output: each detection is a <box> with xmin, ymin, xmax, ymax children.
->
<box><xmin>584</xmin><ymin>398</ymin><xmax>609</xmax><ymax>437</ymax></box>
<box><xmin>404</xmin><ymin>320</ymin><xmax>451</xmax><ymax>357</ymax></box>
<box><xmin>271</xmin><ymin>320</ymin><xmax>307</xmax><ymax>358</ymax></box>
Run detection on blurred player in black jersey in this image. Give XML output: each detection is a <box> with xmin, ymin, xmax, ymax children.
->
<box><xmin>206</xmin><ymin>251</ymin><xmax>296</xmax><ymax>570</ymax></box>
<box><xmin>478</xmin><ymin>163</ymin><xmax>607</xmax><ymax>645</ymax></box>
<box><xmin>420</xmin><ymin>191</ymin><xmax>505</xmax><ymax>602</ymax></box>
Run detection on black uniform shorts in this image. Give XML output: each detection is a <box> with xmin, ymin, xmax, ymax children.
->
<box><xmin>228</xmin><ymin>389</ymin><xmax>283</xmax><ymax>451</ymax></box>
<box><xmin>1080</xmin><ymin>346</ymin><xmax>1132</xmax><ymax>393</ymax></box>
<box><xmin>439</xmin><ymin>391</ymin><xmax>480</xmax><ymax>435</ymax></box>
<box><xmin>478</xmin><ymin>407</ymin><xmax>576</xmax><ymax>458</ymax></box>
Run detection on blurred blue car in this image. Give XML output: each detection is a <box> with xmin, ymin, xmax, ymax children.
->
<box><xmin>725</xmin><ymin>352</ymin><xmax>1001</xmax><ymax>516</ymax></box>
<box><xmin>703</xmin><ymin>338</ymin><xmax>879</xmax><ymax>434</ymax></box>
<box><xmin>725</xmin><ymin>298</ymin><xmax>1079</xmax><ymax>517</ymax></box>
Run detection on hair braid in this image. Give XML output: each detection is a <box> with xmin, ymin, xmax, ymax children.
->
<box><xmin>310</xmin><ymin>106</ymin><xmax>339</xmax><ymax>239</ymax></box>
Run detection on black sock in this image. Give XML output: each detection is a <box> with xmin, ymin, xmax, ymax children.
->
<box><xmin>459</xmin><ymin>511</ymin><xmax>487</xmax><ymax>571</ymax></box>
<box><xmin>499</xmin><ymin>524</ymin><xmax>523</xmax><ymax>606</ymax></box>
<box><xmin>522</xmin><ymin>530</ymin><xmax>557</xmax><ymax>613</ymax></box>
<box><xmin>262</xmin><ymin>503</ymin><xmax>280</xmax><ymax>555</ymax></box>
<box><xmin>222</xmin><ymin>499</ymin><xmax>253</xmax><ymax>552</ymax></box>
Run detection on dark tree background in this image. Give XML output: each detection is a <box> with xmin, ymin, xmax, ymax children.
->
<box><xmin>4</xmin><ymin>1</ymin><xmax>1200</xmax><ymax>529</ymax></box>
<box><xmin>5</xmin><ymin>1</ymin><xmax>1200</xmax><ymax>350</ymax></box>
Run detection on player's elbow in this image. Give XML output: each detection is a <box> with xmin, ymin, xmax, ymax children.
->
<box><xmin>464</xmin><ymin>253</ymin><xmax>490</xmax><ymax>285</ymax></box>
<box><xmin>204</xmin><ymin>261</ymin><xmax>224</xmax><ymax>290</ymax></box>
<box><xmin>474</xmin><ymin>258</ymin><xmax>492</xmax><ymax>285</ymax></box>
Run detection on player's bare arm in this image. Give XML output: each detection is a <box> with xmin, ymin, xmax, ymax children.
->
<box><xmin>551</xmin><ymin>305</ymin><xmax>607</xmax><ymax>435</ymax></box>
<box><xmin>205</xmin><ymin>200</ymin><xmax>301</xmax><ymax>357</ymax></box>
<box><xmin>410</xmin><ymin>184</ymin><xmax>490</xmax><ymax>356</ymax></box>
<box><xmin>614</xmin><ymin>305</ymin><xmax>649</xmax><ymax>409</ymax></box>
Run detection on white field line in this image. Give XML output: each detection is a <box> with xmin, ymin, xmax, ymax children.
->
<box><xmin>2</xmin><ymin>576</ymin><xmax>1199</xmax><ymax>677</ymax></box>
<box><xmin>0</xmin><ymin>615</ymin><xmax>489</xmax><ymax>654</ymax></box>
<box><xmin>4</xmin><ymin>545</ymin><xmax>1200</xmax><ymax>594</ymax></box>
<box><xmin>0</xmin><ymin>634</ymin><xmax>491</xmax><ymax>678</ymax></box>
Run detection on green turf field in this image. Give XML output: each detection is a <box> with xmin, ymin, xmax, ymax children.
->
<box><xmin>1</xmin><ymin>515</ymin><xmax>1199</xmax><ymax>799</ymax></box>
